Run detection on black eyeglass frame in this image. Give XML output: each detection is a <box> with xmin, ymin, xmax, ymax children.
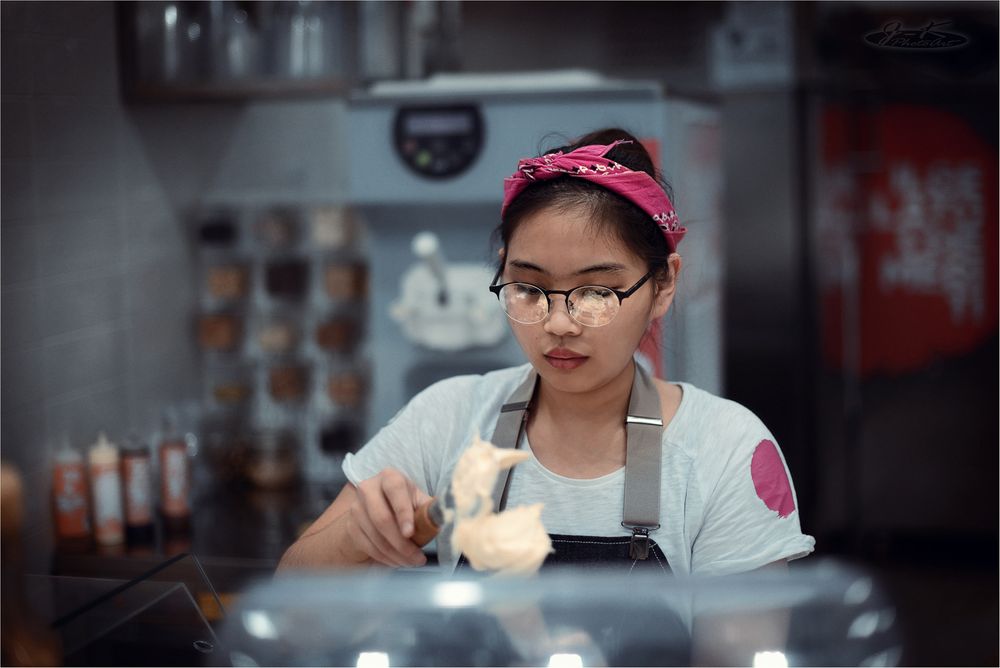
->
<box><xmin>488</xmin><ymin>267</ymin><xmax>654</xmax><ymax>327</ymax></box>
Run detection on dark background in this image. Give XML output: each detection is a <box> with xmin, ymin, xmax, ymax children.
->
<box><xmin>1</xmin><ymin>1</ymin><xmax>996</xmax><ymax>665</ymax></box>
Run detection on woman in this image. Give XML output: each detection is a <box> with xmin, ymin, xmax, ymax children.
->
<box><xmin>279</xmin><ymin>128</ymin><xmax>815</xmax><ymax>575</ymax></box>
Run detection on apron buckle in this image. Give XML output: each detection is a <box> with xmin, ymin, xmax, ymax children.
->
<box><xmin>628</xmin><ymin>527</ymin><xmax>651</xmax><ymax>560</ymax></box>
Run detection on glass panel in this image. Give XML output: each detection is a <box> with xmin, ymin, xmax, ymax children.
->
<box><xmin>24</xmin><ymin>554</ymin><xmax>224</xmax><ymax>666</ymax></box>
<box><xmin>217</xmin><ymin>559</ymin><xmax>902</xmax><ymax>667</ymax></box>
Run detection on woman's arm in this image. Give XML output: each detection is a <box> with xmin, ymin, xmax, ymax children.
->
<box><xmin>277</xmin><ymin>469</ymin><xmax>431</xmax><ymax>571</ymax></box>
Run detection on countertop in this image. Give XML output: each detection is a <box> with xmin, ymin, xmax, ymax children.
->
<box><xmin>49</xmin><ymin>476</ymin><xmax>344</xmax><ymax>592</ymax></box>
<box><xmin>26</xmin><ymin>477</ymin><xmax>347</xmax><ymax>664</ymax></box>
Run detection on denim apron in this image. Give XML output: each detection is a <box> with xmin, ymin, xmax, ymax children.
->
<box><xmin>457</xmin><ymin>362</ymin><xmax>668</xmax><ymax>571</ymax></box>
<box><xmin>453</xmin><ymin>364</ymin><xmax>689</xmax><ymax>664</ymax></box>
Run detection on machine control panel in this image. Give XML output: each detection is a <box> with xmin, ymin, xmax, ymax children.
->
<box><xmin>393</xmin><ymin>105</ymin><xmax>483</xmax><ymax>179</ymax></box>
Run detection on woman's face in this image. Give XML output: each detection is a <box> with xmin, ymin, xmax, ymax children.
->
<box><xmin>501</xmin><ymin>204</ymin><xmax>678</xmax><ymax>395</ymax></box>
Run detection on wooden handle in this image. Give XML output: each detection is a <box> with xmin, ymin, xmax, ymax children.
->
<box><xmin>411</xmin><ymin>497</ymin><xmax>441</xmax><ymax>547</ymax></box>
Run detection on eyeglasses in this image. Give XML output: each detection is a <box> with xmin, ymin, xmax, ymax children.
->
<box><xmin>488</xmin><ymin>268</ymin><xmax>653</xmax><ymax>327</ymax></box>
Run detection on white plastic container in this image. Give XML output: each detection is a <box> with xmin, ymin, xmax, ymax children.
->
<box><xmin>88</xmin><ymin>432</ymin><xmax>124</xmax><ymax>546</ymax></box>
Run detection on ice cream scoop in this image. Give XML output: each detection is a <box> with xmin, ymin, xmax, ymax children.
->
<box><xmin>411</xmin><ymin>435</ymin><xmax>530</xmax><ymax>546</ymax></box>
<box><xmin>411</xmin><ymin>493</ymin><xmax>448</xmax><ymax>547</ymax></box>
<box><xmin>412</xmin><ymin>435</ymin><xmax>552</xmax><ymax>576</ymax></box>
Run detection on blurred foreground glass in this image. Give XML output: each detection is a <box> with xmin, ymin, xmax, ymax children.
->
<box><xmin>220</xmin><ymin>560</ymin><xmax>901</xmax><ymax>667</ymax></box>
<box><xmin>24</xmin><ymin>553</ymin><xmax>222</xmax><ymax>666</ymax></box>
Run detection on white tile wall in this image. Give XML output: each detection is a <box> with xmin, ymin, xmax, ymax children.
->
<box><xmin>33</xmin><ymin>34</ymin><xmax>118</xmax><ymax>99</ymax></box>
<box><xmin>0</xmin><ymin>401</ymin><xmax>49</xmax><ymax>527</ymax></box>
<box><xmin>1</xmin><ymin>2</ymin><xmax>350</xmax><ymax>567</ymax></box>
<box><xmin>119</xmin><ymin>121</ymin><xmax>173</xmax><ymax>204</ymax></box>
<box><xmin>123</xmin><ymin>198</ymin><xmax>189</xmax><ymax>264</ymax></box>
<box><xmin>206</xmin><ymin>100</ymin><xmax>350</xmax><ymax>202</ymax></box>
<box><xmin>1</xmin><ymin>161</ymin><xmax>35</xmax><ymax>220</ymax></box>
<box><xmin>1</xmin><ymin>99</ymin><xmax>33</xmax><ymax>159</ymax></box>
<box><xmin>1</xmin><ymin>344</ymin><xmax>46</xmax><ymax>409</ymax></box>
<box><xmin>1</xmin><ymin>284</ymin><xmax>42</xmax><ymax>350</ymax></box>
<box><xmin>1</xmin><ymin>2</ymin><xmax>194</xmax><ymax>566</ymax></box>
<box><xmin>125</xmin><ymin>257</ymin><xmax>196</xmax><ymax>317</ymax></box>
<box><xmin>0</xmin><ymin>223</ymin><xmax>37</xmax><ymax>284</ymax></box>
<box><xmin>121</xmin><ymin>103</ymin><xmax>243</xmax><ymax>206</ymax></box>
<box><xmin>0</xmin><ymin>33</ymin><xmax>35</xmax><ymax>96</ymax></box>
<box><xmin>41</xmin><ymin>324</ymin><xmax>130</xmax><ymax>397</ymax></box>
<box><xmin>34</xmin><ymin>212</ymin><xmax>125</xmax><ymax>276</ymax></box>
<box><xmin>32</xmin><ymin>99</ymin><xmax>122</xmax><ymax>162</ymax></box>
<box><xmin>34</xmin><ymin>163</ymin><xmax>120</xmax><ymax>217</ymax></box>
<box><xmin>40</xmin><ymin>269</ymin><xmax>126</xmax><ymax>338</ymax></box>
<box><xmin>44</xmin><ymin>380</ymin><xmax>132</xmax><ymax>444</ymax></box>
<box><xmin>32</xmin><ymin>5</ymin><xmax>111</xmax><ymax>40</ymax></box>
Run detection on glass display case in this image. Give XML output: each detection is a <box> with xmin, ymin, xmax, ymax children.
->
<box><xmin>216</xmin><ymin>559</ymin><xmax>901</xmax><ymax>667</ymax></box>
<box><xmin>24</xmin><ymin>554</ymin><xmax>224</xmax><ymax>666</ymax></box>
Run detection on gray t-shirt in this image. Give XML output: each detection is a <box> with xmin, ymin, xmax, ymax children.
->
<box><xmin>344</xmin><ymin>363</ymin><xmax>815</xmax><ymax>575</ymax></box>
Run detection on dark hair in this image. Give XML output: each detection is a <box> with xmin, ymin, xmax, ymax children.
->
<box><xmin>493</xmin><ymin>128</ymin><xmax>676</xmax><ymax>281</ymax></box>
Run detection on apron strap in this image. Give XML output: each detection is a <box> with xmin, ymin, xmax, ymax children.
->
<box><xmin>489</xmin><ymin>369</ymin><xmax>538</xmax><ymax>513</ymax></box>
<box><xmin>488</xmin><ymin>361</ymin><xmax>664</xmax><ymax>560</ymax></box>
<box><xmin>622</xmin><ymin>362</ymin><xmax>664</xmax><ymax>559</ymax></box>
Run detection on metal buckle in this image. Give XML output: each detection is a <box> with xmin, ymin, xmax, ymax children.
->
<box><xmin>628</xmin><ymin>527</ymin><xmax>651</xmax><ymax>560</ymax></box>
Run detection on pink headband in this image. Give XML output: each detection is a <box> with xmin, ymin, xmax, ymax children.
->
<box><xmin>501</xmin><ymin>140</ymin><xmax>686</xmax><ymax>253</ymax></box>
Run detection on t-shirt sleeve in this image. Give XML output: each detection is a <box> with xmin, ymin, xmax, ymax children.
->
<box><xmin>341</xmin><ymin>376</ymin><xmax>478</xmax><ymax>496</ymax></box>
<box><xmin>691</xmin><ymin>406</ymin><xmax>815</xmax><ymax>576</ymax></box>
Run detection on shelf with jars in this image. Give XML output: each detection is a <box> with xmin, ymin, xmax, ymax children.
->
<box><xmin>192</xmin><ymin>203</ymin><xmax>369</xmax><ymax>485</ymax></box>
<box><xmin>116</xmin><ymin>1</ymin><xmax>360</xmax><ymax>102</ymax></box>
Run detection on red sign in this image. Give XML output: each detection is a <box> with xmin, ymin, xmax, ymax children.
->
<box><xmin>817</xmin><ymin>105</ymin><xmax>998</xmax><ymax>376</ymax></box>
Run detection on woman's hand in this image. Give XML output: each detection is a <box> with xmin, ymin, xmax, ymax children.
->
<box><xmin>348</xmin><ymin>468</ymin><xmax>430</xmax><ymax>567</ymax></box>
<box><xmin>277</xmin><ymin>469</ymin><xmax>430</xmax><ymax>571</ymax></box>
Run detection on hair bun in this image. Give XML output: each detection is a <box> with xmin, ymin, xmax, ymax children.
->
<box><xmin>552</xmin><ymin>128</ymin><xmax>655</xmax><ymax>179</ymax></box>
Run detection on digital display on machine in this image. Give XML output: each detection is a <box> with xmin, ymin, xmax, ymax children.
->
<box><xmin>394</xmin><ymin>104</ymin><xmax>484</xmax><ymax>179</ymax></box>
<box><xmin>404</xmin><ymin>112</ymin><xmax>475</xmax><ymax>137</ymax></box>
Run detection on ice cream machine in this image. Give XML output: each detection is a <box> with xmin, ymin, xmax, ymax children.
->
<box><xmin>346</xmin><ymin>72</ymin><xmax>724</xmax><ymax>438</ymax></box>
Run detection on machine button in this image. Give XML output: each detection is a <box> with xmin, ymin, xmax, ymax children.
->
<box><xmin>415</xmin><ymin>150</ymin><xmax>433</xmax><ymax>169</ymax></box>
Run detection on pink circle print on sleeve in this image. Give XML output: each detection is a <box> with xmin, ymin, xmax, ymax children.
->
<box><xmin>751</xmin><ymin>440</ymin><xmax>796</xmax><ymax>518</ymax></box>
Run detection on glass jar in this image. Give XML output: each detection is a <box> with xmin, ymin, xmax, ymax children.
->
<box><xmin>244</xmin><ymin>430</ymin><xmax>299</xmax><ymax>490</ymax></box>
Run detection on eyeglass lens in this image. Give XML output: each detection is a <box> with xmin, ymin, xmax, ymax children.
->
<box><xmin>499</xmin><ymin>284</ymin><xmax>620</xmax><ymax>326</ymax></box>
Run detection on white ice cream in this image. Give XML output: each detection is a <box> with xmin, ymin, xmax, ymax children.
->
<box><xmin>450</xmin><ymin>435</ymin><xmax>528</xmax><ymax>516</ymax></box>
<box><xmin>449</xmin><ymin>434</ymin><xmax>552</xmax><ymax>575</ymax></box>
<box><xmin>452</xmin><ymin>503</ymin><xmax>551</xmax><ymax>575</ymax></box>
